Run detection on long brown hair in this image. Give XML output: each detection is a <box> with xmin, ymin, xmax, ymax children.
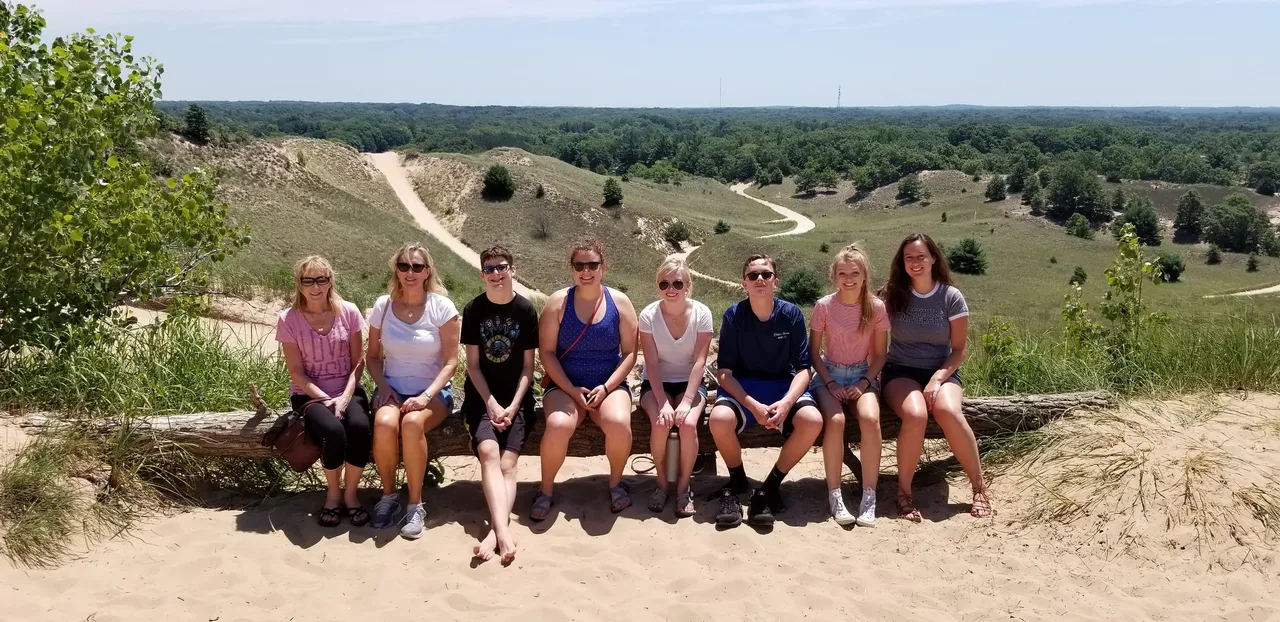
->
<box><xmin>879</xmin><ymin>233</ymin><xmax>952</xmax><ymax>314</ymax></box>
<box><xmin>829</xmin><ymin>243</ymin><xmax>876</xmax><ymax>333</ymax></box>
<box><xmin>387</xmin><ymin>243</ymin><xmax>447</xmax><ymax>299</ymax></box>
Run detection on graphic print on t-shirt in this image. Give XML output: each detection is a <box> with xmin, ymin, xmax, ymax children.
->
<box><xmin>480</xmin><ymin>316</ymin><xmax>521</xmax><ymax>364</ymax></box>
<box><xmin>898</xmin><ymin>306</ymin><xmax>946</xmax><ymax>327</ymax></box>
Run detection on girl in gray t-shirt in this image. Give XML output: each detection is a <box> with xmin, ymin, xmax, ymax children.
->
<box><xmin>878</xmin><ymin>233</ymin><xmax>993</xmax><ymax>522</ymax></box>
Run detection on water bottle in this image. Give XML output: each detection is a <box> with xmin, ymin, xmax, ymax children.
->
<box><xmin>664</xmin><ymin>428</ymin><xmax>680</xmax><ymax>484</ymax></box>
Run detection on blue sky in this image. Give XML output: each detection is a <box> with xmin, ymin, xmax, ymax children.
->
<box><xmin>30</xmin><ymin>0</ymin><xmax>1280</xmax><ymax>107</ymax></box>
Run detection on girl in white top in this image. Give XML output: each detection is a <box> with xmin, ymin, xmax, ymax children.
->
<box><xmin>637</xmin><ymin>256</ymin><xmax>713</xmax><ymax>518</ymax></box>
<box><xmin>366</xmin><ymin>243</ymin><xmax>460</xmax><ymax>539</ymax></box>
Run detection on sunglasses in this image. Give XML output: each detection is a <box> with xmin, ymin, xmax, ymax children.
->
<box><xmin>299</xmin><ymin>276</ymin><xmax>331</xmax><ymax>287</ymax></box>
<box><xmin>396</xmin><ymin>262</ymin><xmax>427</xmax><ymax>273</ymax></box>
<box><xmin>658</xmin><ymin>280</ymin><xmax>685</xmax><ymax>291</ymax></box>
<box><xmin>572</xmin><ymin>261</ymin><xmax>602</xmax><ymax>273</ymax></box>
<box><xmin>745</xmin><ymin>271</ymin><xmax>775</xmax><ymax>282</ymax></box>
<box><xmin>482</xmin><ymin>263</ymin><xmax>511</xmax><ymax>275</ymax></box>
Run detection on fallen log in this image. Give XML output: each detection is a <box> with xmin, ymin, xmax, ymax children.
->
<box><xmin>19</xmin><ymin>391</ymin><xmax>1113</xmax><ymax>460</ymax></box>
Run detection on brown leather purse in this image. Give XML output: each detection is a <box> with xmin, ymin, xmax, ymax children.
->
<box><xmin>260</xmin><ymin>395</ymin><xmax>324</xmax><ymax>472</ymax></box>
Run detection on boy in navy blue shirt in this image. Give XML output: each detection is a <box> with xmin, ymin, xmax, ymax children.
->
<box><xmin>710</xmin><ymin>254</ymin><xmax>823</xmax><ymax>528</ymax></box>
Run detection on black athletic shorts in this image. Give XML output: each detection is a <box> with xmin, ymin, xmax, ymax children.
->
<box><xmin>462</xmin><ymin>398</ymin><xmax>538</xmax><ymax>457</ymax></box>
<box><xmin>881</xmin><ymin>363</ymin><xmax>962</xmax><ymax>390</ymax></box>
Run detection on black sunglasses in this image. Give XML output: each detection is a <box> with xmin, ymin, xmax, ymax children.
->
<box><xmin>300</xmin><ymin>276</ymin><xmax>331</xmax><ymax>287</ymax></box>
<box><xmin>745</xmin><ymin>271</ymin><xmax>775</xmax><ymax>282</ymax></box>
<box><xmin>658</xmin><ymin>280</ymin><xmax>685</xmax><ymax>291</ymax></box>
<box><xmin>572</xmin><ymin>261</ymin><xmax>602</xmax><ymax>273</ymax></box>
<box><xmin>396</xmin><ymin>262</ymin><xmax>427</xmax><ymax>273</ymax></box>
<box><xmin>482</xmin><ymin>263</ymin><xmax>511</xmax><ymax>275</ymax></box>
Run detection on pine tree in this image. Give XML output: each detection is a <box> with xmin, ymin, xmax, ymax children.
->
<box><xmin>1173</xmin><ymin>189</ymin><xmax>1205</xmax><ymax>242</ymax></box>
<box><xmin>602</xmin><ymin>177</ymin><xmax>624</xmax><ymax>207</ymax></box>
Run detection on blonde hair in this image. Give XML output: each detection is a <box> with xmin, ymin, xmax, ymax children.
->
<box><xmin>829</xmin><ymin>243</ymin><xmax>876</xmax><ymax>333</ymax></box>
<box><xmin>291</xmin><ymin>255</ymin><xmax>344</xmax><ymax>311</ymax></box>
<box><xmin>656</xmin><ymin>255</ymin><xmax>694</xmax><ymax>297</ymax></box>
<box><xmin>387</xmin><ymin>243</ymin><xmax>447</xmax><ymax>299</ymax></box>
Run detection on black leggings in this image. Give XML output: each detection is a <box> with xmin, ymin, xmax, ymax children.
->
<box><xmin>290</xmin><ymin>387</ymin><xmax>371</xmax><ymax>470</ymax></box>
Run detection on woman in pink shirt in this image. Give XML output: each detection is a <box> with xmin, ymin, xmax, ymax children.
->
<box><xmin>809</xmin><ymin>244</ymin><xmax>890</xmax><ymax>527</ymax></box>
<box><xmin>275</xmin><ymin>255</ymin><xmax>371</xmax><ymax>528</ymax></box>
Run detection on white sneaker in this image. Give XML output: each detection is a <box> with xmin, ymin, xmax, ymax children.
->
<box><xmin>855</xmin><ymin>488</ymin><xmax>877</xmax><ymax>527</ymax></box>
<box><xmin>829</xmin><ymin>489</ymin><xmax>856</xmax><ymax>526</ymax></box>
<box><xmin>400</xmin><ymin>503</ymin><xmax>426</xmax><ymax>539</ymax></box>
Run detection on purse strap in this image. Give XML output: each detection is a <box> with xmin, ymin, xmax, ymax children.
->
<box><xmin>559</xmin><ymin>290</ymin><xmax>605</xmax><ymax>360</ymax></box>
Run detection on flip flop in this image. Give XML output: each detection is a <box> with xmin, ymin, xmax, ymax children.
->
<box><xmin>345</xmin><ymin>505</ymin><xmax>370</xmax><ymax>527</ymax></box>
<box><xmin>318</xmin><ymin>506</ymin><xmax>342</xmax><ymax>528</ymax></box>
<box><xmin>610</xmin><ymin>482</ymin><xmax>632</xmax><ymax>513</ymax></box>
<box><xmin>530</xmin><ymin>491</ymin><xmax>553</xmax><ymax>522</ymax></box>
<box><xmin>648</xmin><ymin>487</ymin><xmax>668</xmax><ymax>513</ymax></box>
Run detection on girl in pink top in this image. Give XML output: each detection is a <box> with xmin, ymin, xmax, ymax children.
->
<box><xmin>809</xmin><ymin>243</ymin><xmax>890</xmax><ymax>527</ymax></box>
<box><xmin>275</xmin><ymin>255</ymin><xmax>370</xmax><ymax>528</ymax></box>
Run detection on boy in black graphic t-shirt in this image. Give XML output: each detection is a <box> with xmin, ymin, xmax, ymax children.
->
<box><xmin>461</xmin><ymin>246</ymin><xmax>539</xmax><ymax>564</ymax></box>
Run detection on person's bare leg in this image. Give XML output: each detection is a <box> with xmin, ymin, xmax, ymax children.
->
<box><xmin>676</xmin><ymin>395</ymin><xmax>705</xmax><ymax>494</ymax></box>
<box><xmin>814</xmin><ymin>385</ymin><xmax>847</xmax><ymax>491</ymax></box>
<box><xmin>930</xmin><ymin>383</ymin><xmax>992</xmax><ymax>517</ymax></box>
<box><xmin>341</xmin><ymin>463</ymin><xmax>363</xmax><ymax>508</ymax></box>
<box><xmin>372</xmin><ymin>405</ymin><xmax>402</xmax><ymax>496</ymax></box>
<box><xmin>640</xmin><ymin>391</ymin><xmax>669</xmax><ymax>492</ymax></box>
<box><xmin>323</xmin><ymin>468</ymin><xmax>342</xmax><ymax>508</ymax></box>
<box><xmin>497</xmin><ymin>450</ymin><xmax>520</xmax><ymax>563</ymax></box>
<box><xmin>854</xmin><ymin>392</ymin><xmax>882</xmax><ymax>490</ymax></box>
<box><xmin>400</xmin><ymin>397</ymin><xmax>450</xmax><ymax>505</ymax></box>
<box><xmin>590</xmin><ymin>389</ymin><xmax>635</xmax><ymax>489</ymax></box>
<box><xmin>708</xmin><ymin>405</ymin><xmax>743</xmax><ymax>471</ymax></box>
<box><xmin>776</xmin><ymin>406</ymin><xmax>823</xmax><ymax>473</ymax></box>
<box><xmin>884</xmin><ymin>379</ymin><xmax>928</xmax><ymax>496</ymax></box>
<box><xmin>474</xmin><ymin>439</ymin><xmax>505</xmax><ymax>562</ymax></box>
<box><xmin>538</xmin><ymin>390</ymin><xmax>581</xmax><ymax>497</ymax></box>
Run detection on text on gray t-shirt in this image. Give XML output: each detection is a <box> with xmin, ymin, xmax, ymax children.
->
<box><xmin>886</xmin><ymin>283</ymin><xmax>969</xmax><ymax>370</ymax></box>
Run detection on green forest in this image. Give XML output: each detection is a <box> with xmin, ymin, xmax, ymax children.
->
<box><xmin>158</xmin><ymin>102</ymin><xmax>1280</xmax><ymax>195</ymax></box>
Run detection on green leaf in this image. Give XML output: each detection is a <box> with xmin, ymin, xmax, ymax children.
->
<box><xmin>69</xmin><ymin>229</ymin><xmax>83</xmax><ymax>242</ymax></box>
<box><xmin>107</xmin><ymin>155</ymin><xmax>119</xmax><ymax>168</ymax></box>
<box><xmin>5</xmin><ymin>118</ymin><xmax>17</xmax><ymax>131</ymax></box>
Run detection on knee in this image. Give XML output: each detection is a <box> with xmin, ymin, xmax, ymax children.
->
<box><xmin>708</xmin><ymin>407</ymin><xmax>736</xmax><ymax>433</ymax></box>
<box><xmin>856</xmin><ymin>404</ymin><xmax>881</xmax><ymax>427</ymax></box>
<box><xmin>825</xmin><ymin>410</ymin><xmax>846</xmax><ymax>430</ymax></box>
<box><xmin>401</xmin><ymin>411</ymin><xmax>426</xmax><ymax>434</ymax></box>
<box><xmin>793</xmin><ymin>408</ymin><xmax>823</xmax><ymax>434</ymax></box>
<box><xmin>477</xmin><ymin>441</ymin><xmax>501</xmax><ymax>463</ymax></box>
<box><xmin>897</xmin><ymin>404</ymin><xmax>928</xmax><ymax>426</ymax></box>
<box><xmin>543</xmin><ymin>411</ymin><xmax>575</xmax><ymax>436</ymax></box>
<box><xmin>678</xmin><ymin>417</ymin><xmax>697</xmax><ymax>438</ymax></box>
<box><xmin>373</xmin><ymin>411</ymin><xmax>400</xmax><ymax>434</ymax></box>
<box><xmin>500</xmin><ymin>454</ymin><xmax>520</xmax><ymax>473</ymax></box>
<box><xmin>933</xmin><ymin>403</ymin><xmax>964</xmax><ymax>426</ymax></box>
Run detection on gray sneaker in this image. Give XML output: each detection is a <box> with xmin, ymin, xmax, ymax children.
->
<box><xmin>400</xmin><ymin>503</ymin><xmax>426</xmax><ymax>540</ymax></box>
<box><xmin>371</xmin><ymin>493</ymin><xmax>401</xmax><ymax>530</ymax></box>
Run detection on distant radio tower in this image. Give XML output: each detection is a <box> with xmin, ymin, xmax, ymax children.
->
<box><xmin>837</xmin><ymin>85</ymin><xmax>841</xmax><ymax>108</ymax></box>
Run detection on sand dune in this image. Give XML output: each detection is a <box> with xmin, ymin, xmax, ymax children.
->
<box><xmin>5</xmin><ymin>395</ymin><xmax>1279</xmax><ymax>621</ymax></box>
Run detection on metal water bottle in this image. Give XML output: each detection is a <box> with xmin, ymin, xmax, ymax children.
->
<box><xmin>664</xmin><ymin>428</ymin><xmax>680</xmax><ymax>484</ymax></box>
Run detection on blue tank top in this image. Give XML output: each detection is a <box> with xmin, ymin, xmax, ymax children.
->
<box><xmin>557</xmin><ymin>286</ymin><xmax>622</xmax><ymax>388</ymax></box>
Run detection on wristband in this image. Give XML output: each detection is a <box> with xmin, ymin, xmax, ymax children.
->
<box><xmin>825</xmin><ymin>380</ymin><xmax>838</xmax><ymax>388</ymax></box>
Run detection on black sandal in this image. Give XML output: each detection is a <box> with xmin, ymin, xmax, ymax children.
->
<box><xmin>345</xmin><ymin>506</ymin><xmax>370</xmax><ymax>527</ymax></box>
<box><xmin>318</xmin><ymin>506</ymin><xmax>343</xmax><ymax>527</ymax></box>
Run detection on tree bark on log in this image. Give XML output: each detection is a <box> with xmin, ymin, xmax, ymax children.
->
<box><xmin>18</xmin><ymin>391</ymin><xmax>1113</xmax><ymax>461</ymax></box>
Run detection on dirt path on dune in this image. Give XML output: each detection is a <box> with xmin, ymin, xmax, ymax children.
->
<box><xmin>367</xmin><ymin>152</ymin><xmax>545</xmax><ymax>301</ymax></box>
<box><xmin>1205</xmin><ymin>283</ymin><xmax>1280</xmax><ymax>298</ymax></box>
<box><xmin>672</xmin><ymin>245</ymin><xmax>742</xmax><ymax>290</ymax></box>
<box><xmin>730</xmin><ymin>182</ymin><xmax>816</xmax><ymax>238</ymax></box>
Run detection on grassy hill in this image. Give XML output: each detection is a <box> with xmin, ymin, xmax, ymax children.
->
<box><xmin>401</xmin><ymin>148</ymin><xmax>785</xmax><ymax>314</ymax></box>
<box><xmin>747</xmin><ymin>173</ymin><xmax>1280</xmax><ymax>331</ymax></box>
<box><xmin>150</xmin><ymin>137</ymin><xmax>483</xmax><ymax>311</ymax></box>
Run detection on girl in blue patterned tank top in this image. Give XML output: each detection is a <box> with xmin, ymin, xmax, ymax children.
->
<box><xmin>533</xmin><ymin>238</ymin><xmax>639</xmax><ymax>520</ymax></box>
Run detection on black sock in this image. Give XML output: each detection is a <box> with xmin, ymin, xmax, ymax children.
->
<box><xmin>762</xmin><ymin>466</ymin><xmax>786</xmax><ymax>495</ymax></box>
<box><xmin>728</xmin><ymin>465</ymin><xmax>748</xmax><ymax>493</ymax></box>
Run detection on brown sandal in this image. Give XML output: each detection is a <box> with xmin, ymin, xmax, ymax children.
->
<box><xmin>971</xmin><ymin>487</ymin><xmax>995</xmax><ymax>518</ymax></box>
<box><xmin>896</xmin><ymin>490</ymin><xmax>922</xmax><ymax>522</ymax></box>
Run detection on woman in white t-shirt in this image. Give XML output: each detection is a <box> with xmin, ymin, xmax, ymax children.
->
<box><xmin>366</xmin><ymin>243</ymin><xmax>460</xmax><ymax>540</ymax></box>
<box><xmin>637</xmin><ymin>256</ymin><xmax>713</xmax><ymax>518</ymax></box>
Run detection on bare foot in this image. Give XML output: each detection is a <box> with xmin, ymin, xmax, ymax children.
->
<box><xmin>473</xmin><ymin>529</ymin><xmax>496</xmax><ymax>561</ymax></box>
<box><xmin>497</xmin><ymin>531</ymin><xmax>517</xmax><ymax>565</ymax></box>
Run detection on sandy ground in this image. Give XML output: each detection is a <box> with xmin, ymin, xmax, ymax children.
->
<box><xmin>672</xmin><ymin>244</ymin><xmax>743</xmax><ymax>291</ymax></box>
<box><xmin>367</xmin><ymin>152</ymin><xmax>545</xmax><ymax>302</ymax></box>
<box><xmin>1209</xmin><ymin>282</ymin><xmax>1280</xmax><ymax>298</ymax></box>
<box><xmin>6</xmin><ymin>396</ymin><xmax>1280</xmax><ymax>622</ymax></box>
<box><xmin>119</xmin><ymin>306</ymin><xmax>278</xmax><ymax>357</ymax></box>
<box><xmin>731</xmin><ymin>182</ymin><xmax>816</xmax><ymax>238</ymax></box>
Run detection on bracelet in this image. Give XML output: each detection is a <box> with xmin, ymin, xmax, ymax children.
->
<box><xmin>825</xmin><ymin>380</ymin><xmax>838</xmax><ymax>388</ymax></box>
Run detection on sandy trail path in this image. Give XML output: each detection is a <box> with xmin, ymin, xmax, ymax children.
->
<box><xmin>1207</xmin><ymin>282</ymin><xmax>1280</xmax><ymax>298</ymax></box>
<box><xmin>120</xmin><ymin>307</ymin><xmax>278</xmax><ymax>357</ymax></box>
<box><xmin>731</xmin><ymin>182</ymin><xmax>816</xmax><ymax>238</ymax></box>
<box><xmin>671</xmin><ymin>245</ymin><xmax>742</xmax><ymax>290</ymax></box>
<box><xmin>367</xmin><ymin>152</ymin><xmax>545</xmax><ymax>302</ymax></box>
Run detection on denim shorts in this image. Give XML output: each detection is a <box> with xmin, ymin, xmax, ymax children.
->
<box><xmin>809</xmin><ymin>360</ymin><xmax>879</xmax><ymax>393</ymax></box>
<box><xmin>371</xmin><ymin>384</ymin><xmax>455</xmax><ymax>413</ymax></box>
